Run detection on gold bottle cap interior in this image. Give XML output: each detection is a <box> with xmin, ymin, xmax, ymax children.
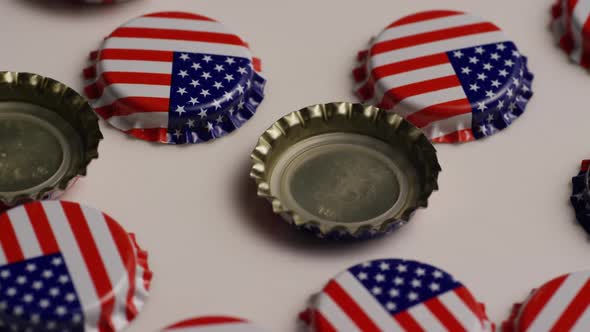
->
<box><xmin>0</xmin><ymin>101</ymin><xmax>82</xmax><ymax>198</ymax></box>
<box><xmin>270</xmin><ymin>133</ymin><xmax>414</xmax><ymax>226</ymax></box>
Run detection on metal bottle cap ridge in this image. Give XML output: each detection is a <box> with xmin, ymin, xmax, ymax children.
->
<box><xmin>250</xmin><ymin>102</ymin><xmax>440</xmax><ymax>239</ymax></box>
<box><xmin>0</xmin><ymin>72</ymin><xmax>102</xmax><ymax>210</ymax></box>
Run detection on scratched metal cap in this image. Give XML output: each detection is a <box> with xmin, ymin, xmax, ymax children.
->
<box><xmin>0</xmin><ymin>72</ymin><xmax>102</xmax><ymax>211</ymax></box>
<box><xmin>250</xmin><ymin>102</ymin><xmax>440</xmax><ymax>239</ymax></box>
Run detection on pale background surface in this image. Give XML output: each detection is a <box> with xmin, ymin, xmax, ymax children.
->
<box><xmin>0</xmin><ymin>0</ymin><xmax>588</xmax><ymax>331</ymax></box>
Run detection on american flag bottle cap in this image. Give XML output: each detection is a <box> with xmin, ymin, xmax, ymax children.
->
<box><xmin>0</xmin><ymin>200</ymin><xmax>152</xmax><ymax>331</ymax></box>
<box><xmin>0</xmin><ymin>72</ymin><xmax>102</xmax><ymax>212</ymax></box>
<box><xmin>250</xmin><ymin>103</ymin><xmax>440</xmax><ymax>239</ymax></box>
<box><xmin>551</xmin><ymin>1</ymin><xmax>590</xmax><ymax>69</ymax></box>
<box><xmin>300</xmin><ymin>258</ymin><xmax>493</xmax><ymax>331</ymax></box>
<box><xmin>502</xmin><ymin>271</ymin><xmax>590</xmax><ymax>331</ymax></box>
<box><xmin>353</xmin><ymin>10</ymin><xmax>534</xmax><ymax>144</ymax></box>
<box><xmin>83</xmin><ymin>11</ymin><xmax>266</xmax><ymax>144</ymax></box>
<box><xmin>570</xmin><ymin>160</ymin><xmax>590</xmax><ymax>235</ymax></box>
<box><xmin>162</xmin><ymin>316</ymin><xmax>268</xmax><ymax>331</ymax></box>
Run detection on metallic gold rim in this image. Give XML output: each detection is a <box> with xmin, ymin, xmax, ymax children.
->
<box><xmin>0</xmin><ymin>72</ymin><xmax>103</xmax><ymax>206</ymax></box>
<box><xmin>250</xmin><ymin>102</ymin><xmax>441</xmax><ymax>238</ymax></box>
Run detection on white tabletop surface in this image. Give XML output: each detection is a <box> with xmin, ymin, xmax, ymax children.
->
<box><xmin>1</xmin><ymin>0</ymin><xmax>589</xmax><ymax>331</ymax></box>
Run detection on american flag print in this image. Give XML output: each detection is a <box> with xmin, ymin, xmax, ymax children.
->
<box><xmin>571</xmin><ymin>160</ymin><xmax>590</xmax><ymax>235</ymax></box>
<box><xmin>353</xmin><ymin>10</ymin><xmax>534</xmax><ymax>143</ymax></box>
<box><xmin>303</xmin><ymin>259</ymin><xmax>493</xmax><ymax>332</ymax></box>
<box><xmin>163</xmin><ymin>316</ymin><xmax>268</xmax><ymax>332</ymax></box>
<box><xmin>502</xmin><ymin>271</ymin><xmax>590</xmax><ymax>332</ymax></box>
<box><xmin>552</xmin><ymin>0</ymin><xmax>590</xmax><ymax>68</ymax></box>
<box><xmin>0</xmin><ymin>201</ymin><xmax>152</xmax><ymax>332</ymax></box>
<box><xmin>84</xmin><ymin>11</ymin><xmax>266</xmax><ymax>144</ymax></box>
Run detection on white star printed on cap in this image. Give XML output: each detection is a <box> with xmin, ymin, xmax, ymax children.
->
<box><xmin>190</xmin><ymin>80</ymin><xmax>200</xmax><ymax>88</ymax></box>
<box><xmin>191</xmin><ymin>62</ymin><xmax>201</xmax><ymax>71</ymax></box>
<box><xmin>389</xmin><ymin>288</ymin><xmax>399</xmax><ymax>298</ymax></box>
<box><xmin>177</xmin><ymin>87</ymin><xmax>187</xmax><ymax>95</ymax></box>
<box><xmin>396</xmin><ymin>264</ymin><xmax>407</xmax><ymax>273</ymax></box>
<box><xmin>212</xmin><ymin>99</ymin><xmax>222</xmax><ymax>109</ymax></box>
<box><xmin>200</xmin><ymin>89</ymin><xmax>211</xmax><ymax>97</ymax></box>
<box><xmin>188</xmin><ymin>97</ymin><xmax>199</xmax><ymax>106</ymax></box>
<box><xmin>497</xmin><ymin>43</ymin><xmax>506</xmax><ymax>51</ymax></box>
<box><xmin>202</xmin><ymin>55</ymin><xmax>213</xmax><ymax>63</ymax></box>
<box><xmin>461</xmin><ymin>67</ymin><xmax>472</xmax><ymax>74</ymax></box>
<box><xmin>224</xmin><ymin>74</ymin><xmax>235</xmax><ymax>82</ymax></box>
<box><xmin>225</xmin><ymin>57</ymin><xmax>236</xmax><ymax>65</ymax></box>
<box><xmin>178</xmin><ymin>70</ymin><xmax>189</xmax><ymax>78</ymax></box>
<box><xmin>179</xmin><ymin>53</ymin><xmax>190</xmax><ymax>61</ymax></box>
<box><xmin>371</xmin><ymin>287</ymin><xmax>382</xmax><ymax>295</ymax></box>
<box><xmin>490</xmin><ymin>52</ymin><xmax>500</xmax><ymax>60</ymax></box>
<box><xmin>477</xmin><ymin>102</ymin><xmax>487</xmax><ymax>111</ymax></box>
<box><xmin>213</xmin><ymin>81</ymin><xmax>224</xmax><ymax>90</ymax></box>
<box><xmin>206</xmin><ymin>122</ymin><xmax>214</xmax><ymax>132</ymax></box>
<box><xmin>453</xmin><ymin>50</ymin><xmax>464</xmax><ymax>58</ymax></box>
<box><xmin>201</xmin><ymin>72</ymin><xmax>212</xmax><ymax>80</ymax></box>
<box><xmin>469</xmin><ymin>56</ymin><xmax>479</xmax><ymax>64</ymax></box>
<box><xmin>186</xmin><ymin>119</ymin><xmax>196</xmax><ymax>128</ymax></box>
<box><xmin>237</xmin><ymin>67</ymin><xmax>248</xmax><ymax>75</ymax></box>
<box><xmin>475</xmin><ymin>46</ymin><xmax>485</xmax><ymax>54</ymax></box>
<box><xmin>223</xmin><ymin>91</ymin><xmax>233</xmax><ymax>101</ymax></box>
<box><xmin>199</xmin><ymin>109</ymin><xmax>208</xmax><ymax>119</ymax></box>
<box><xmin>408</xmin><ymin>292</ymin><xmax>419</xmax><ymax>301</ymax></box>
<box><xmin>175</xmin><ymin>105</ymin><xmax>186</xmax><ymax>115</ymax></box>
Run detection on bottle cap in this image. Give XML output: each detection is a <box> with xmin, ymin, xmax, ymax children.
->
<box><xmin>250</xmin><ymin>102</ymin><xmax>440</xmax><ymax>239</ymax></box>
<box><xmin>570</xmin><ymin>160</ymin><xmax>590</xmax><ymax>235</ymax></box>
<box><xmin>163</xmin><ymin>316</ymin><xmax>267</xmax><ymax>331</ymax></box>
<box><xmin>502</xmin><ymin>271</ymin><xmax>590</xmax><ymax>331</ymax></box>
<box><xmin>551</xmin><ymin>1</ymin><xmax>590</xmax><ymax>68</ymax></box>
<box><xmin>0</xmin><ymin>201</ymin><xmax>152</xmax><ymax>331</ymax></box>
<box><xmin>301</xmin><ymin>258</ymin><xmax>493</xmax><ymax>331</ymax></box>
<box><xmin>84</xmin><ymin>11</ymin><xmax>266</xmax><ymax>144</ymax></box>
<box><xmin>353</xmin><ymin>10</ymin><xmax>534</xmax><ymax>143</ymax></box>
<box><xmin>0</xmin><ymin>72</ymin><xmax>102</xmax><ymax>211</ymax></box>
